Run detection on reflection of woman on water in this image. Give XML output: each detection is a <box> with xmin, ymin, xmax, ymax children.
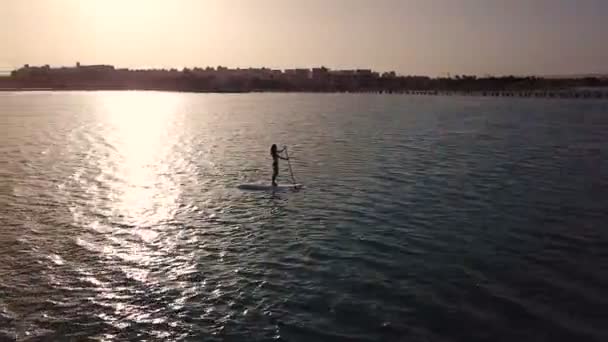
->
<box><xmin>270</xmin><ymin>144</ymin><xmax>288</xmax><ymax>186</ymax></box>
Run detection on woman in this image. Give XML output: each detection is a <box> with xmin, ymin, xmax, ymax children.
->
<box><xmin>270</xmin><ymin>144</ymin><xmax>288</xmax><ymax>186</ymax></box>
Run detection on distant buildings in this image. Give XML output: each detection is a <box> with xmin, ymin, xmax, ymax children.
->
<box><xmin>2</xmin><ymin>63</ymin><xmax>607</xmax><ymax>95</ymax></box>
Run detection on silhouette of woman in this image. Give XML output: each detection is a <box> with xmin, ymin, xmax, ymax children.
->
<box><xmin>270</xmin><ymin>144</ymin><xmax>288</xmax><ymax>186</ymax></box>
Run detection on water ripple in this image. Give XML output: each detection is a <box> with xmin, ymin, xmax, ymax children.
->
<box><xmin>1</xmin><ymin>92</ymin><xmax>607</xmax><ymax>341</ymax></box>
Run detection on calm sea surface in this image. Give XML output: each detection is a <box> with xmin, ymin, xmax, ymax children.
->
<box><xmin>1</xmin><ymin>92</ymin><xmax>607</xmax><ymax>341</ymax></box>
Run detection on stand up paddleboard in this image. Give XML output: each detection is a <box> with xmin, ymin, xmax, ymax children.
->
<box><xmin>238</xmin><ymin>183</ymin><xmax>302</xmax><ymax>191</ymax></box>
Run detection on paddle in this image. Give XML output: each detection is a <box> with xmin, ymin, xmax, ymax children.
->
<box><xmin>284</xmin><ymin>146</ymin><xmax>298</xmax><ymax>187</ymax></box>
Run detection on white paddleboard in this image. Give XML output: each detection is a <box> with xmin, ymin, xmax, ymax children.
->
<box><xmin>238</xmin><ymin>183</ymin><xmax>302</xmax><ymax>191</ymax></box>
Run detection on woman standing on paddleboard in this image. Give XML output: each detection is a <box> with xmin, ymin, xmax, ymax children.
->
<box><xmin>270</xmin><ymin>144</ymin><xmax>288</xmax><ymax>186</ymax></box>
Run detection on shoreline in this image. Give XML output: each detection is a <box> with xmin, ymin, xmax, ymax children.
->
<box><xmin>1</xmin><ymin>87</ymin><xmax>607</xmax><ymax>99</ymax></box>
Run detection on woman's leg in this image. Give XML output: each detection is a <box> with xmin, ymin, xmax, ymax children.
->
<box><xmin>272</xmin><ymin>164</ymin><xmax>278</xmax><ymax>185</ymax></box>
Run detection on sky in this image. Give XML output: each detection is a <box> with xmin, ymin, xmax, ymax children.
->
<box><xmin>1</xmin><ymin>0</ymin><xmax>607</xmax><ymax>76</ymax></box>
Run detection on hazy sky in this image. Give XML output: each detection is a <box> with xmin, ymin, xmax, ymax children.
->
<box><xmin>1</xmin><ymin>0</ymin><xmax>607</xmax><ymax>76</ymax></box>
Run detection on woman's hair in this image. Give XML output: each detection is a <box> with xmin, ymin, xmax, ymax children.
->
<box><xmin>270</xmin><ymin>144</ymin><xmax>277</xmax><ymax>155</ymax></box>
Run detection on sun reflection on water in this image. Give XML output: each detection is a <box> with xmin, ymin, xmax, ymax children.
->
<box><xmin>97</xmin><ymin>91</ymin><xmax>183</xmax><ymax>227</ymax></box>
<box><xmin>69</xmin><ymin>92</ymin><xmax>199</xmax><ymax>335</ymax></box>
